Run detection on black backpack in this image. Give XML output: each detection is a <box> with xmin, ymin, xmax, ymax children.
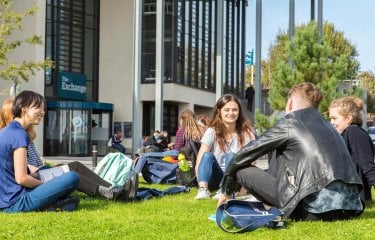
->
<box><xmin>176</xmin><ymin>140</ymin><xmax>201</xmax><ymax>187</ymax></box>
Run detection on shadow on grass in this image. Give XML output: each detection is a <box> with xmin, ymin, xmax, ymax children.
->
<box><xmin>358</xmin><ymin>200</ymin><xmax>375</xmax><ymax>220</ymax></box>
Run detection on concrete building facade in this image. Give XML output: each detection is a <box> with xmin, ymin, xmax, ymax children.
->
<box><xmin>1</xmin><ymin>0</ymin><xmax>248</xmax><ymax>157</ymax></box>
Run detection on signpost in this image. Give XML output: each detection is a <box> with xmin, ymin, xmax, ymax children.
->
<box><xmin>245</xmin><ymin>50</ymin><xmax>254</xmax><ymax>85</ymax></box>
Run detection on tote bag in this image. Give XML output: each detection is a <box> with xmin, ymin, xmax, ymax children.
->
<box><xmin>216</xmin><ymin>200</ymin><xmax>285</xmax><ymax>233</ymax></box>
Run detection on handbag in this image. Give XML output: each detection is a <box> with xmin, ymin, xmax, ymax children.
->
<box><xmin>216</xmin><ymin>200</ymin><xmax>285</xmax><ymax>233</ymax></box>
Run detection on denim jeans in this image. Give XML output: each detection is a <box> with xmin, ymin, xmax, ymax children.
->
<box><xmin>113</xmin><ymin>143</ymin><xmax>126</xmax><ymax>154</ymax></box>
<box><xmin>197</xmin><ymin>152</ymin><xmax>234</xmax><ymax>192</ymax></box>
<box><xmin>2</xmin><ymin>171</ymin><xmax>80</xmax><ymax>213</ymax></box>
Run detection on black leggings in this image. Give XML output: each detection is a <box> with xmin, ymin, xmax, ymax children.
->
<box><xmin>236</xmin><ymin>166</ymin><xmax>279</xmax><ymax>207</ymax></box>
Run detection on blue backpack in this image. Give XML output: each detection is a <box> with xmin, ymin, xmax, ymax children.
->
<box><xmin>94</xmin><ymin>152</ymin><xmax>134</xmax><ymax>187</ymax></box>
<box><xmin>135</xmin><ymin>150</ymin><xmax>179</xmax><ymax>184</ymax></box>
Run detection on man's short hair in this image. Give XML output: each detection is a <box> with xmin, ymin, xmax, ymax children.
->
<box><xmin>288</xmin><ymin>82</ymin><xmax>323</xmax><ymax>108</ymax></box>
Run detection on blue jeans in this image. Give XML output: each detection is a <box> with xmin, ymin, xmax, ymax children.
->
<box><xmin>113</xmin><ymin>143</ymin><xmax>126</xmax><ymax>154</ymax></box>
<box><xmin>197</xmin><ymin>152</ymin><xmax>234</xmax><ymax>192</ymax></box>
<box><xmin>3</xmin><ymin>171</ymin><xmax>80</xmax><ymax>213</ymax></box>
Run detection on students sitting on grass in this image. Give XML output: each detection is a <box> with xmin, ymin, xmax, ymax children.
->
<box><xmin>0</xmin><ymin>91</ymin><xmax>80</xmax><ymax>212</ymax></box>
<box><xmin>219</xmin><ymin>82</ymin><xmax>364</xmax><ymax>221</ymax></box>
<box><xmin>0</xmin><ymin>98</ymin><xmax>138</xmax><ymax>202</ymax></box>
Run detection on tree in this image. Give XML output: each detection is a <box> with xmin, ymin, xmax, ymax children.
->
<box><xmin>264</xmin><ymin>22</ymin><xmax>360</xmax><ymax>114</ymax></box>
<box><xmin>261</xmin><ymin>33</ymin><xmax>289</xmax><ymax>90</ymax></box>
<box><xmin>0</xmin><ymin>0</ymin><xmax>52</xmax><ymax>89</ymax></box>
<box><xmin>358</xmin><ymin>70</ymin><xmax>375</xmax><ymax>113</ymax></box>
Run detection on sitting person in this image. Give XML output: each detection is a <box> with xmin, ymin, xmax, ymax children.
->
<box><xmin>144</xmin><ymin>130</ymin><xmax>164</xmax><ymax>152</ymax></box>
<box><xmin>329</xmin><ymin>96</ymin><xmax>375</xmax><ymax>200</ymax></box>
<box><xmin>160</xmin><ymin>130</ymin><xmax>174</xmax><ymax>150</ymax></box>
<box><xmin>219</xmin><ymin>82</ymin><xmax>364</xmax><ymax>221</ymax></box>
<box><xmin>0</xmin><ymin>98</ymin><xmax>137</xmax><ymax>202</ymax></box>
<box><xmin>195</xmin><ymin>94</ymin><xmax>256</xmax><ymax>200</ymax></box>
<box><xmin>109</xmin><ymin>128</ymin><xmax>126</xmax><ymax>154</ymax></box>
<box><xmin>0</xmin><ymin>91</ymin><xmax>80</xmax><ymax>213</ymax></box>
<box><xmin>174</xmin><ymin>109</ymin><xmax>204</xmax><ymax>151</ymax></box>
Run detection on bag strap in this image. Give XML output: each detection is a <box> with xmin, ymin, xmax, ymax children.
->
<box><xmin>188</xmin><ymin>141</ymin><xmax>199</xmax><ymax>155</ymax></box>
<box><xmin>216</xmin><ymin>200</ymin><xmax>283</xmax><ymax>233</ymax></box>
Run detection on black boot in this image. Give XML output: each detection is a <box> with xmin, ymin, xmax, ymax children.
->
<box><xmin>97</xmin><ymin>186</ymin><xmax>125</xmax><ymax>200</ymax></box>
<box><xmin>121</xmin><ymin>171</ymin><xmax>139</xmax><ymax>202</ymax></box>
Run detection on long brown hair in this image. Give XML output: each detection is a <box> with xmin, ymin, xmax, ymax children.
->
<box><xmin>0</xmin><ymin>98</ymin><xmax>36</xmax><ymax>140</ymax></box>
<box><xmin>209</xmin><ymin>94</ymin><xmax>255</xmax><ymax>152</ymax></box>
<box><xmin>179</xmin><ymin>109</ymin><xmax>203</xmax><ymax>141</ymax></box>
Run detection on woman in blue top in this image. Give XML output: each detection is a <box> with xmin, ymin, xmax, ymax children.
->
<box><xmin>0</xmin><ymin>91</ymin><xmax>80</xmax><ymax>213</ymax></box>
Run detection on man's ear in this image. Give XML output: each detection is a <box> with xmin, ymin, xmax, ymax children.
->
<box><xmin>287</xmin><ymin>98</ymin><xmax>293</xmax><ymax>112</ymax></box>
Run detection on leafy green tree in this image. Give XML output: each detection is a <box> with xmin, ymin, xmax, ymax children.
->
<box><xmin>0</xmin><ymin>0</ymin><xmax>52</xmax><ymax>88</ymax></box>
<box><xmin>261</xmin><ymin>33</ymin><xmax>288</xmax><ymax>90</ymax></box>
<box><xmin>254</xmin><ymin>109</ymin><xmax>278</xmax><ymax>134</ymax></box>
<box><xmin>358</xmin><ymin>70</ymin><xmax>375</xmax><ymax>113</ymax></box>
<box><xmin>264</xmin><ymin>22</ymin><xmax>360</xmax><ymax>113</ymax></box>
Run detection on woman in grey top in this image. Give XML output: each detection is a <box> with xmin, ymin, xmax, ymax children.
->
<box><xmin>194</xmin><ymin>94</ymin><xmax>255</xmax><ymax>200</ymax></box>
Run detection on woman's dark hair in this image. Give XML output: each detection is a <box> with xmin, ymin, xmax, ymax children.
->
<box><xmin>12</xmin><ymin>90</ymin><xmax>45</xmax><ymax>118</ymax></box>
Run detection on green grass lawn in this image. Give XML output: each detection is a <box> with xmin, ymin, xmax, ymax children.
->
<box><xmin>1</xmin><ymin>180</ymin><xmax>375</xmax><ymax>240</ymax></box>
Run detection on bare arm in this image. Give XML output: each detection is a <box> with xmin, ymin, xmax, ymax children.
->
<box><xmin>14</xmin><ymin>147</ymin><xmax>42</xmax><ymax>188</ymax></box>
<box><xmin>28</xmin><ymin>164</ymin><xmax>39</xmax><ymax>173</ymax></box>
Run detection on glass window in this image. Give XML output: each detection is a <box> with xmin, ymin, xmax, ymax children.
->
<box><xmin>92</xmin><ymin>111</ymin><xmax>111</xmax><ymax>156</ymax></box>
<box><xmin>45</xmin><ymin>0</ymin><xmax>99</xmax><ymax>101</ymax></box>
<box><xmin>45</xmin><ymin>109</ymin><xmax>89</xmax><ymax>156</ymax></box>
<box><xmin>142</xmin><ymin>102</ymin><xmax>178</xmax><ymax>137</ymax></box>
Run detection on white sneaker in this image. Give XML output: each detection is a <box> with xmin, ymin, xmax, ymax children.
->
<box><xmin>212</xmin><ymin>191</ymin><xmax>222</xmax><ymax>200</ymax></box>
<box><xmin>194</xmin><ymin>187</ymin><xmax>210</xmax><ymax>200</ymax></box>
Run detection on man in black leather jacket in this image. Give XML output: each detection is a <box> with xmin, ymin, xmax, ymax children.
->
<box><xmin>219</xmin><ymin>82</ymin><xmax>364</xmax><ymax>221</ymax></box>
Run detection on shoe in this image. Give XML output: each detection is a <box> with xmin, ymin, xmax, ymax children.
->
<box><xmin>121</xmin><ymin>171</ymin><xmax>139</xmax><ymax>202</ymax></box>
<box><xmin>194</xmin><ymin>187</ymin><xmax>210</xmax><ymax>200</ymax></box>
<box><xmin>128</xmin><ymin>171</ymin><xmax>139</xmax><ymax>201</ymax></box>
<box><xmin>44</xmin><ymin>196</ymin><xmax>80</xmax><ymax>212</ymax></box>
<box><xmin>212</xmin><ymin>191</ymin><xmax>222</xmax><ymax>200</ymax></box>
<box><xmin>110</xmin><ymin>186</ymin><xmax>125</xmax><ymax>201</ymax></box>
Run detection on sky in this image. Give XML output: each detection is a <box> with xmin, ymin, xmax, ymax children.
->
<box><xmin>246</xmin><ymin>0</ymin><xmax>375</xmax><ymax>72</ymax></box>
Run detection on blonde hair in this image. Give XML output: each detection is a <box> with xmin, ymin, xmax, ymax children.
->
<box><xmin>329</xmin><ymin>96</ymin><xmax>363</xmax><ymax>126</ymax></box>
<box><xmin>179</xmin><ymin>109</ymin><xmax>203</xmax><ymax>141</ymax></box>
<box><xmin>288</xmin><ymin>82</ymin><xmax>323</xmax><ymax>108</ymax></box>
<box><xmin>0</xmin><ymin>98</ymin><xmax>36</xmax><ymax>140</ymax></box>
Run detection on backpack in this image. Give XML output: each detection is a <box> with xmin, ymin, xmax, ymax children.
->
<box><xmin>176</xmin><ymin>140</ymin><xmax>201</xmax><ymax>187</ymax></box>
<box><xmin>94</xmin><ymin>152</ymin><xmax>134</xmax><ymax>187</ymax></box>
<box><xmin>134</xmin><ymin>150</ymin><xmax>179</xmax><ymax>184</ymax></box>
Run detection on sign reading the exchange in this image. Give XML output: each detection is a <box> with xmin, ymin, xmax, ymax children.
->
<box><xmin>58</xmin><ymin>71</ymin><xmax>87</xmax><ymax>100</ymax></box>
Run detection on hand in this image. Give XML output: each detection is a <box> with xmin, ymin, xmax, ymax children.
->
<box><xmin>217</xmin><ymin>193</ymin><xmax>231</xmax><ymax>207</ymax></box>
